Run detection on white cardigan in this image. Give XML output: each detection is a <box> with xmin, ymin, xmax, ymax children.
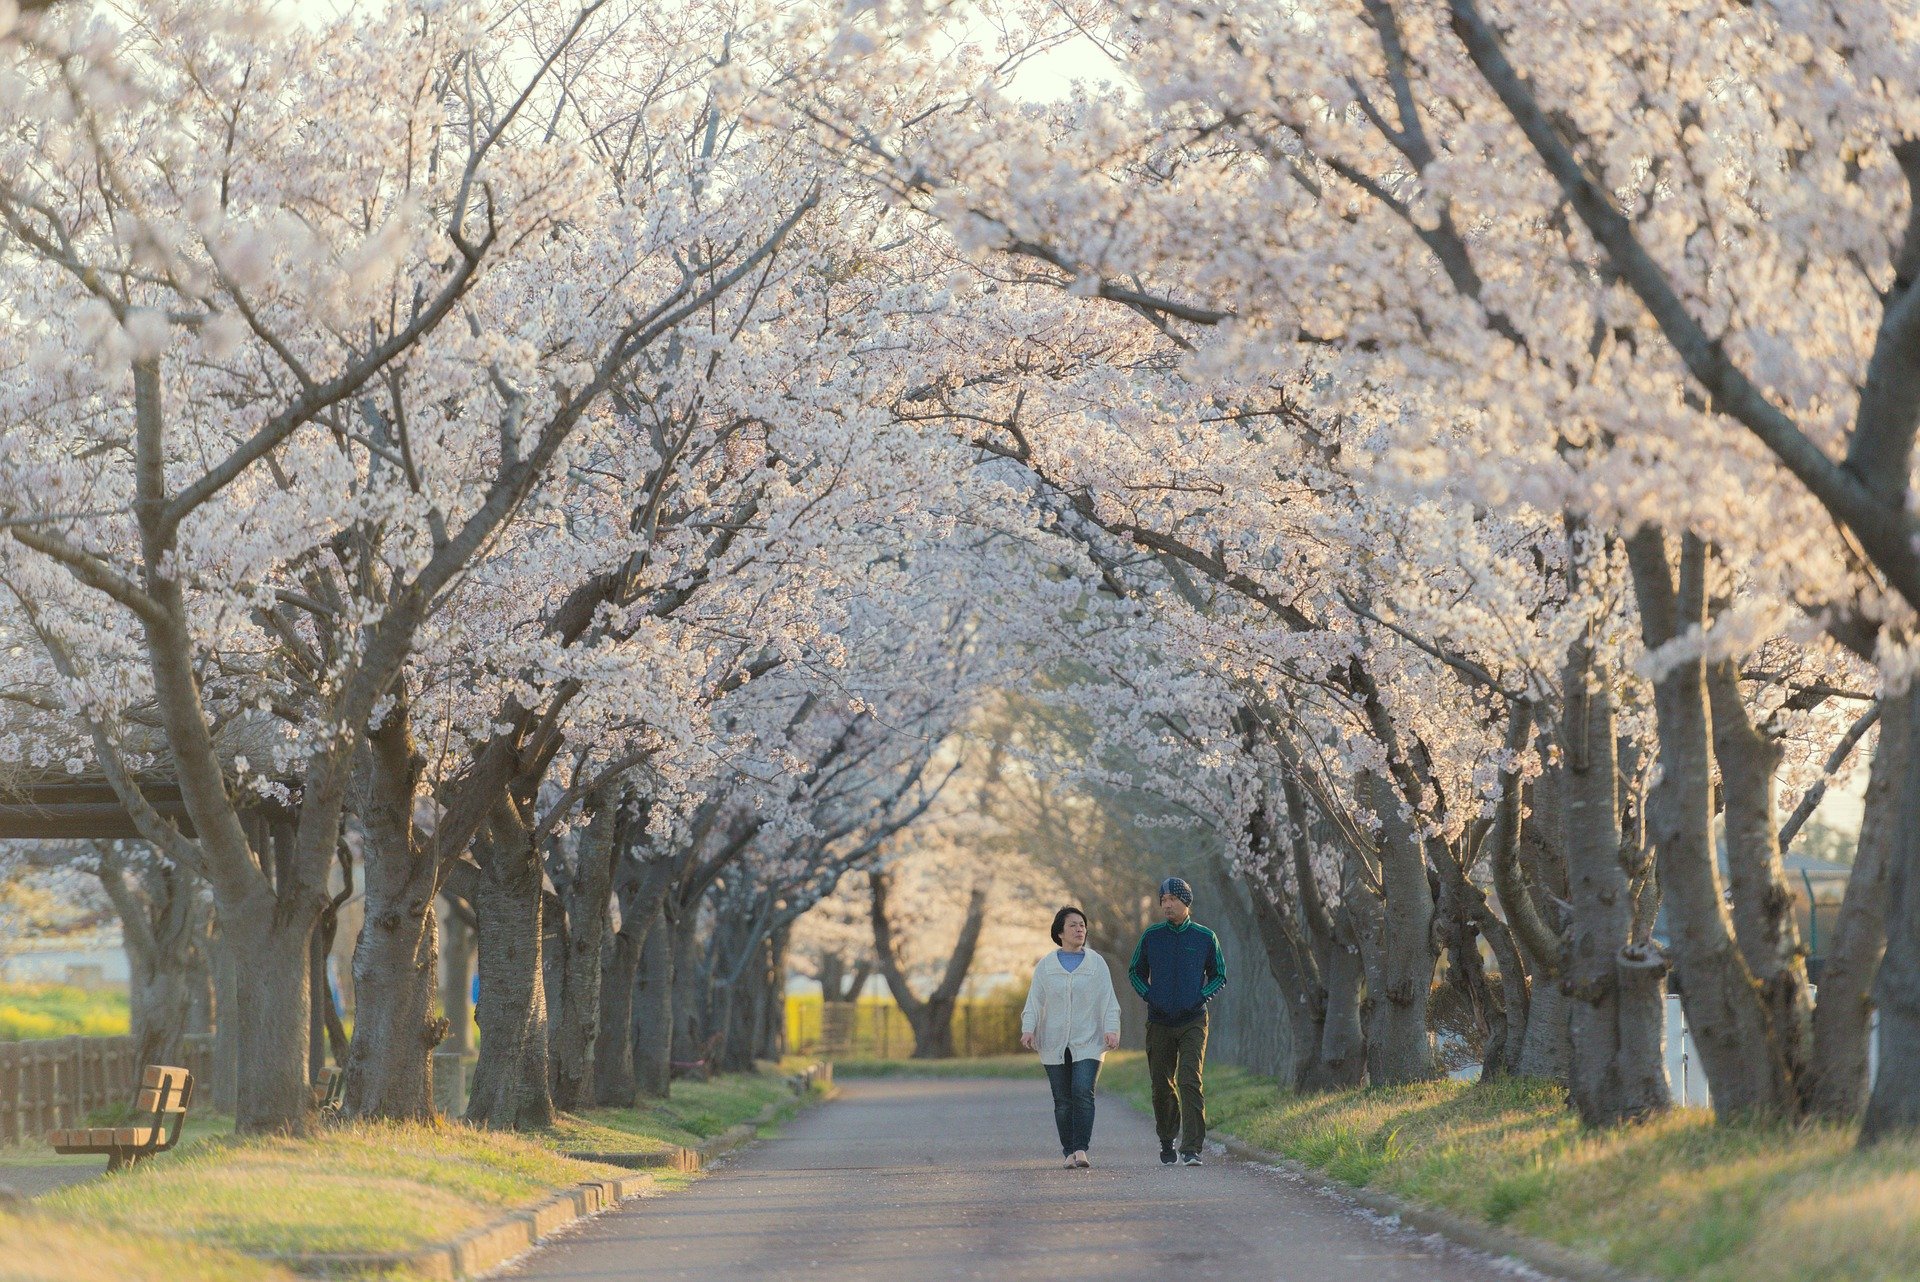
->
<box><xmin>1021</xmin><ymin>948</ymin><xmax>1123</xmax><ymax>1066</ymax></box>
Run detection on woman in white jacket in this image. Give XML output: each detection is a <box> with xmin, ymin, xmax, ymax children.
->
<box><xmin>1020</xmin><ymin>906</ymin><xmax>1123</xmax><ymax>1168</ymax></box>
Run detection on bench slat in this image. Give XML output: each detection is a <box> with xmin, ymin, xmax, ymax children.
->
<box><xmin>141</xmin><ymin>1065</ymin><xmax>190</xmax><ymax>1092</ymax></box>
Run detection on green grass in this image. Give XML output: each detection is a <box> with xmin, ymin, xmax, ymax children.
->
<box><xmin>0</xmin><ymin>983</ymin><xmax>130</xmax><ymax>1039</ymax></box>
<box><xmin>38</xmin><ymin>1119</ymin><xmax>628</xmax><ymax>1257</ymax></box>
<box><xmin>558</xmin><ymin>1068</ymin><xmax>804</xmax><ymax>1154</ymax></box>
<box><xmin>0</xmin><ymin>1109</ymin><xmax>234</xmax><ymax>1169</ymax></box>
<box><xmin>1101</xmin><ymin>1058</ymin><xmax>1920</xmax><ymax>1282</ymax></box>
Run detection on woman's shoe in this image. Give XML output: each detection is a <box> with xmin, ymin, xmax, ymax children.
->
<box><xmin>1073</xmin><ymin>1151</ymin><xmax>1090</xmax><ymax>1168</ymax></box>
<box><xmin>1063</xmin><ymin>1155</ymin><xmax>1078</xmax><ymax>1168</ymax></box>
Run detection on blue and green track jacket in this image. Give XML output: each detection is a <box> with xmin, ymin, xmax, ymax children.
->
<box><xmin>1127</xmin><ymin>918</ymin><xmax>1225</xmax><ymax>1026</ymax></box>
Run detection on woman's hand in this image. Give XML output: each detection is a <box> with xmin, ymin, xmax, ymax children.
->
<box><xmin>1020</xmin><ymin>1031</ymin><xmax>1037</xmax><ymax>1051</ymax></box>
<box><xmin>1104</xmin><ymin>1032</ymin><xmax>1121</xmax><ymax>1050</ymax></box>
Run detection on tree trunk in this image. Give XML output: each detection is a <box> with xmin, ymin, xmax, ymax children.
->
<box><xmin>1518</xmin><ymin>979</ymin><xmax>1572</xmax><ymax>1081</ymax></box>
<box><xmin>593</xmin><ymin>930</ymin><xmax>635</xmax><ymax>1102</ymax></box>
<box><xmin>549</xmin><ymin>793</ymin><xmax>620</xmax><ymax>1113</ymax></box>
<box><xmin>342</xmin><ymin>896</ymin><xmax>441</xmax><ymax>1120</ymax></box>
<box><xmin>128</xmin><ymin>937</ymin><xmax>191</xmax><ymax>1083</ymax></box>
<box><xmin>219</xmin><ymin>890</ymin><xmax>317</xmax><ymax>1134</ymax></box>
<box><xmin>1862</xmin><ymin>691</ymin><xmax>1920</xmax><ymax>1143</ymax></box>
<box><xmin>1319</xmin><ymin>896</ymin><xmax>1369</xmax><ymax>1087</ymax></box>
<box><xmin>869</xmin><ymin>873</ymin><xmax>988</xmax><ymax>1060</ymax></box>
<box><xmin>1513</xmin><ymin>764</ymin><xmax>1574</xmax><ymax>1084</ymax></box>
<box><xmin>344</xmin><ymin>703</ymin><xmax>445</xmax><ymax>1122</ymax></box>
<box><xmin>1485</xmin><ymin>701</ymin><xmax>1553</xmax><ymax>1080</ymax></box>
<box><xmin>100</xmin><ymin>849</ymin><xmax>197</xmax><ymax>1089</ymax></box>
<box><xmin>634</xmin><ymin>903</ymin><xmax>675</xmax><ymax>1098</ymax></box>
<box><xmin>1627</xmin><ymin>528</ymin><xmax>1789</xmax><ymax>1119</ymax></box>
<box><xmin>1242</xmin><ymin>876</ymin><xmax>1330</xmax><ymax>1090</ymax></box>
<box><xmin>309</xmin><ymin>921</ymin><xmax>333</xmax><ymax>1080</ymax></box>
<box><xmin>211</xmin><ymin>925</ymin><xmax>239</xmax><ymax>1114</ymax></box>
<box><xmin>757</xmin><ymin>928</ymin><xmax>789</xmax><ymax>1061</ymax></box>
<box><xmin>186</xmin><ymin>898</ymin><xmax>214</xmax><ymax>1038</ymax></box>
<box><xmin>716</xmin><ymin>947</ymin><xmax>760</xmax><ymax>1073</ymax></box>
<box><xmin>1360</xmin><ymin>771</ymin><xmax>1434</xmax><ymax>1085</ymax></box>
<box><xmin>669</xmin><ymin>898</ymin><xmax>707</xmax><ymax>1068</ymax></box>
<box><xmin>1561</xmin><ymin>624</ymin><xmax>1671</xmax><ymax>1126</ymax></box>
<box><xmin>464</xmin><ymin>809</ymin><xmax>554</xmax><ymax>1131</ymax></box>
<box><xmin>441</xmin><ymin>899</ymin><xmax>474</xmax><ymax>1056</ymax></box>
<box><xmin>1809</xmin><ymin>692</ymin><xmax>1903</xmax><ymax>1121</ymax></box>
<box><xmin>593</xmin><ymin>849</ymin><xmax>673</xmax><ymax>1105</ymax></box>
<box><xmin>1707</xmin><ymin>659</ymin><xmax>1815</xmax><ymax>1109</ymax></box>
<box><xmin>903</xmin><ymin>996</ymin><xmax>959</xmax><ymax>1059</ymax></box>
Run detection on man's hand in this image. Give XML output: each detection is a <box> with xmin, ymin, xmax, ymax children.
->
<box><xmin>1020</xmin><ymin>1031</ymin><xmax>1036</xmax><ymax>1051</ymax></box>
<box><xmin>1104</xmin><ymin>1032</ymin><xmax>1120</xmax><ymax>1050</ymax></box>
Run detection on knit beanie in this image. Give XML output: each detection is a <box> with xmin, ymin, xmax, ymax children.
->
<box><xmin>1159</xmin><ymin>876</ymin><xmax>1193</xmax><ymax>906</ymax></box>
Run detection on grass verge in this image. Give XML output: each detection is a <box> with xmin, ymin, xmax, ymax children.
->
<box><xmin>551</xmin><ymin>1067</ymin><xmax>805</xmax><ymax>1155</ymax></box>
<box><xmin>12</xmin><ymin>1065</ymin><xmax>818</xmax><ymax>1273</ymax></box>
<box><xmin>36</xmin><ymin>1120</ymin><xmax>627</xmax><ymax>1257</ymax></box>
<box><xmin>2</xmin><ymin>1208</ymin><xmax>300</xmax><ymax>1282</ymax></box>
<box><xmin>1100</xmin><ymin>1057</ymin><xmax>1920</xmax><ymax>1282</ymax></box>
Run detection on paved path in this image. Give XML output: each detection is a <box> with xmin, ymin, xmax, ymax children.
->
<box><xmin>0</xmin><ymin>1162</ymin><xmax>102</xmax><ymax>1199</ymax></box>
<box><xmin>506</xmin><ymin>1077</ymin><xmax>1547</xmax><ymax>1282</ymax></box>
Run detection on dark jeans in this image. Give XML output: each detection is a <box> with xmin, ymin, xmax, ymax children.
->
<box><xmin>1145</xmin><ymin>1013</ymin><xmax>1208</xmax><ymax>1153</ymax></box>
<box><xmin>1044</xmin><ymin>1050</ymin><xmax>1101</xmax><ymax>1155</ymax></box>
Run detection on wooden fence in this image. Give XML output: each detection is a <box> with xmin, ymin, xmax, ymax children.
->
<box><xmin>0</xmin><ymin>1034</ymin><xmax>213</xmax><ymax>1145</ymax></box>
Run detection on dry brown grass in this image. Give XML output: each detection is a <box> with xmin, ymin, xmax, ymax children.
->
<box><xmin>1</xmin><ymin>1208</ymin><xmax>298</xmax><ymax>1282</ymax></box>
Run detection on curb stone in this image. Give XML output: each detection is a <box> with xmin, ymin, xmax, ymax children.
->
<box><xmin>275</xmin><ymin>1176</ymin><xmax>649</xmax><ymax>1280</ymax></box>
<box><xmin>276</xmin><ymin>1066</ymin><xmax>833</xmax><ymax>1279</ymax></box>
<box><xmin>1208</xmin><ymin>1131</ymin><xmax>1655</xmax><ymax>1282</ymax></box>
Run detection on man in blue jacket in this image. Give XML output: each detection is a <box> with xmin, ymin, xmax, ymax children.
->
<box><xmin>1128</xmin><ymin>876</ymin><xmax>1225</xmax><ymax>1166</ymax></box>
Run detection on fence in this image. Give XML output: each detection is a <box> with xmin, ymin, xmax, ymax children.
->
<box><xmin>1664</xmin><ymin>993</ymin><xmax>1879</xmax><ymax>1109</ymax></box>
<box><xmin>0</xmin><ymin>1033</ymin><xmax>214</xmax><ymax>1145</ymax></box>
<box><xmin>786</xmin><ymin>996</ymin><xmax>1024</xmax><ymax>1059</ymax></box>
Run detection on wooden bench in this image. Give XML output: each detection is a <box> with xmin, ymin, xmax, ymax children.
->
<box><xmin>312</xmin><ymin>1065</ymin><xmax>345</xmax><ymax>1112</ymax></box>
<box><xmin>47</xmin><ymin>1064</ymin><xmax>193</xmax><ymax>1172</ymax></box>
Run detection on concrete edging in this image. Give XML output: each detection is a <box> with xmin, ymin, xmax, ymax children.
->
<box><xmin>278</xmin><ymin>1065</ymin><xmax>833</xmax><ymax>1279</ymax></box>
<box><xmin>277</xmin><ymin>1175</ymin><xmax>649</xmax><ymax>1280</ymax></box>
<box><xmin>1208</xmin><ymin>1131</ymin><xmax>1654</xmax><ymax>1282</ymax></box>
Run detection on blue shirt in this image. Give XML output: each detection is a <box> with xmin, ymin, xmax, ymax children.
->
<box><xmin>1057</xmin><ymin>949</ymin><xmax>1086</xmax><ymax>973</ymax></box>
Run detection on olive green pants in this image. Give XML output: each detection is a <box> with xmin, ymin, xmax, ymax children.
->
<box><xmin>1145</xmin><ymin>1014</ymin><xmax>1208</xmax><ymax>1153</ymax></box>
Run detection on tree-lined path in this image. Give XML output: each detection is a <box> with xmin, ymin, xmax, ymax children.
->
<box><xmin>505</xmin><ymin>1077</ymin><xmax>1526</xmax><ymax>1282</ymax></box>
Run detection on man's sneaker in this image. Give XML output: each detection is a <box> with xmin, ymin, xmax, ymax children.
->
<box><xmin>1160</xmin><ymin>1146</ymin><xmax>1177</xmax><ymax>1165</ymax></box>
<box><xmin>1180</xmin><ymin>1151</ymin><xmax>1204</xmax><ymax>1166</ymax></box>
